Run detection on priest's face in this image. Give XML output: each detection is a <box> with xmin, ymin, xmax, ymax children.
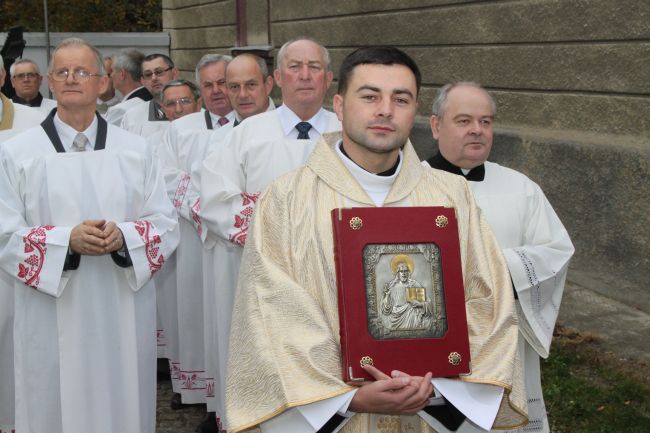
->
<box><xmin>142</xmin><ymin>57</ymin><xmax>178</xmax><ymax>99</ymax></box>
<box><xmin>430</xmin><ymin>85</ymin><xmax>494</xmax><ymax>169</ymax></box>
<box><xmin>161</xmin><ymin>84</ymin><xmax>202</xmax><ymax>121</ymax></box>
<box><xmin>274</xmin><ymin>40</ymin><xmax>333</xmax><ymax>116</ymax></box>
<box><xmin>226</xmin><ymin>55</ymin><xmax>274</xmax><ymax>119</ymax></box>
<box><xmin>11</xmin><ymin>62</ymin><xmax>43</xmax><ymax>101</ymax></box>
<box><xmin>333</xmin><ymin>64</ymin><xmax>417</xmax><ymax>170</ymax></box>
<box><xmin>199</xmin><ymin>60</ymin><xmax>232</xmax><ymax>117</ymax></box>
<box><xmin>49</xmin><ymin>45</ymin><xmax>108</xmax><ymax>112</ymax></box>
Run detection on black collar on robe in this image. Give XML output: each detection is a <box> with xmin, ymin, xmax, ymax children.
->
<box><xmin>426</xmin><ymin>151</ymin><xmax>485</xmax><ymax>182</ymax></box>
<box><xmin>339</xmin><ymin>143</ymin><xmax>400</xmax><ymax>177</ymax></box>
<box><xmin>128</xmin><ymin>86</ymin><xmax>153</xmax><ymax>102</ymax></box>
<box><xmin>12</xmin><ymin>92</ymin><xmax>44</xmax><ymax>108</ymax></box>
<box><xmin>148</xmin><ymin>100</ymin><xmax>167</xmax><ymax>121</ymax></box>
<box><xmin>204</xmin><ymin>110</ymin><xmax>213</xmax><ymax>129</ymax></box>
<box><xmin>41</xmin><ymin>108</ymin><xmax>108</xmax><ymax>153</ymax></box>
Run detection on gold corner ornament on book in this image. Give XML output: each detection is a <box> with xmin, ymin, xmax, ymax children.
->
<box><xmin>349</xmin><ymin>216</ymin><xmax>363</xmax><ymax>230</ymax></box>
<box><xmin>435</xmin><ymin>215</ymin><xmax>449</xmax><ymax>228</ymax></box>
<box><xmin>448</xmin><ymin>352</ymin><xmax>462</xmax><ymax>366</ymax></box>
<box><xmin>332</xmin><ymin>206</ymin><xmax>471</xmax><ymax>382</ymax></box>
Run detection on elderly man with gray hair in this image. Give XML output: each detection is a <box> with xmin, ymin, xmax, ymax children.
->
<box><xmin>0</xmin><ymin>37</ymin><xmax>179</xmax><ymax>433</ymax></box>
<box><xmin>426</xmin><ymin>81</ymin><xmax>574</xmax><ymax>433</ymax></box>
<box><xmin>104</xmin><ymin>48</ymin><xmax>153</xmax><ymax>125</ymax></box>
<box><xmin>9</xmin><ymin>58</ymin><xmax>57</xmax><ymax>114</ymax></box>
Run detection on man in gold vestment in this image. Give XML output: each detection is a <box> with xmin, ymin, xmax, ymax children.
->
<box><xmin>225</xmin><ymin>47</ymin><xmax>528</xmax><ymax>433</ymax></box>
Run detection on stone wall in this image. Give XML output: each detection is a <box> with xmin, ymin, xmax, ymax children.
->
<box><xmin>163</xmin><ymin>0</ymin><xmax>650</xmax><ymax>310</ymax></box>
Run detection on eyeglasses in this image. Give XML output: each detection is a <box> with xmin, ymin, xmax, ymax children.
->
<box><xmin>50</xmin><ymin>68</ymin><xmax>103</xmax><ymax>82</ymax></box>
<box><xmin>163</xmin><ymin>97</ymin><xmax>195</xmax><ymax>108</ymax></box>
<box><xmin>142</xmin><ymin>66</ymin><xmax>173</xmax><ymax>80</ymax></box>
<box><xmin>13</xmin><ymin>72</ymin><xmax>39</xmax><ymax>80</ymax></box>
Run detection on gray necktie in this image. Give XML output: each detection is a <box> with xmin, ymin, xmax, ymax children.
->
<box><xmin>72</xmin><ymin>132</ymin><xmax>89</xmax><ymax>152</ymax></box>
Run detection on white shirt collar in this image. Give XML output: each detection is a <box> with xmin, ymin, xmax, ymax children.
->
<box><xmin>209</xmin><ymin>110</ymin><xmax>237</xmax><ymax>128</ymax></box>
<box><xmin>277</xmin><ymin>104</ymin><xmax>329</xmax><ymax>139</ymax></box>
<box><xmin>54</xmin><ymin>112</ymin><xmax>99</xmax><ymax>152</ymax></box>
<box><xmin>334</xmin><ymin>140</ymin><xmax>402</xmax><ymax>207</ymax></box>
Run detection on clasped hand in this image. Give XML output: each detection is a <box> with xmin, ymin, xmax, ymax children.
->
<box><xmin>348</xmin><ymin>365</ymin><xmax>433</xmax><ymax>415</ymax></box>
<box><xmin>70</xmin><ymin>220</ymin><xmax>124</xmax><ymax>255</ymax></box>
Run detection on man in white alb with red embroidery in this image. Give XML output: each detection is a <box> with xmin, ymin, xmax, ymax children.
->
<box><xmin>0</xmin><ymin>38</ymin><xmax>178</xmax><ymax>433</ymax></box>
<box><xmin>197</xmin><ymin>37</ymin><xmax>341</xmax><ymax>427</ymax></box>
<box><xmin>0</xmin><ymin>54</ymin><xmax>46</xmax><ymax>433</ymax></box>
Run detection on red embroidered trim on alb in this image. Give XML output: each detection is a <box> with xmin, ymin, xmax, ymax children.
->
<box><xmin>172</xmin><ymin>173</ymin><xmax>191</xmax><ymax>210</ymax></box>
<box><xmin>205</xmin><ymin>377</ymin><xmax>215</xmax><ymax>397</ymax></box>
<box><xmin>18</xmin><ymin>225</ymin><xmax>54</xmax><ymax>289</ymax></box>
<box><xmin>134</xmin><ymin>220</ymin><xmax>165</xmax><ymax>275</ymax></box>
<box><xmin>191</xmin><ymin>198</ymin><xmax>202</xmax><ymax>237</ymax></box>
<box><xmin>228</xmin><ymin>192</ymin><xmax>260</xmax><ymax>246</ymax></box>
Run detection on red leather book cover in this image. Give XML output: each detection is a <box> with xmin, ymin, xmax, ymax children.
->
<box><xmin>331</xmin><ymin>206</ymin><xmax>470</xmax><ymax>382</ymax></box>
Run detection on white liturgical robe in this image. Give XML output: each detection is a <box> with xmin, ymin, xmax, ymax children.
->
<box><xmin>121</xmin><ymin>99</ymin><xmax>169</xmax><ymax>137</ymax></box>
<box><xmin>424</xmin><ymin>157</ymin><xmax>574</xmax><ymax>433</ymax></box>
<box><xmin>198</xmin><ymin>106</ymin><xmax>341</xmax><ymax>416</ymax></box>
<box><xmin>0</xmin><ymin>114</ymin><xmax>179</xmax><ymax>433</ymax></box>
<box><xmin>0</xmin><ymin>93</ymin><xmax>46</xmax><ymax>433</ymax></box>
<box><xmin>153</xmin><ymin>108</ymin><xmax>236</xmax><ymax>403</ymax></box>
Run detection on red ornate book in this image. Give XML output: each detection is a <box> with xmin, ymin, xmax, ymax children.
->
<box><xmin>331</xmin><ymin>206</ymin><xmax>471</xmax><ymax>382</ymax></box>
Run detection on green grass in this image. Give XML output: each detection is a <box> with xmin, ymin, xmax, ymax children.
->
<box><xmin>541</xmin><ymin>328</ymin><xmax>650</xmax><ymax>433</ymax></box>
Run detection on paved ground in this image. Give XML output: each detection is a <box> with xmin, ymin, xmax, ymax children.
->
<box><xmin>156</xmin><ymin>381</ymin><xmax>207</xmax><ymax>433</ymax></box>
<box><xmin>558</xmin><ymin>280</ymin><xmax>650</xmax><ymax>363</ymax></box>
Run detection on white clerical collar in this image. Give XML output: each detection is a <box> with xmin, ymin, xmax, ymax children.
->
<box><xmin>54</xmin><ymin>112</ymin><xmax>99</xmax><ymax>152</ymax></box>
<box><xmin>209</xmin><ymin>110</ymin><xmax>237</xmax><ymax>128</ymax></box>
<box><xmin>460</xmin><ymin>168</ymin><xmax>471</xmax><ymax>175</ymax></box>
<box><xmin>335</xmin><ymin>140</ymin><xmax>402</xmax><ymax>207</ymax></box>
<box><xmin>277</xmin><ymin>104</ymin><xmax>329</xmax><ymax>139</ymax></box>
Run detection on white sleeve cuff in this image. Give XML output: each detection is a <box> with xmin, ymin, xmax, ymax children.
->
<box><xmin>261</xmin><ymin>390</ymin><xmax>357</xmax><ymax>433</ymax></box>
<box><xmin>430</xmin><ymin>378</ymin><xmax>504</xmax><ymax>431</ymax></box>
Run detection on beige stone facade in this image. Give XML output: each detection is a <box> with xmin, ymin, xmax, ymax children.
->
<box><xmin>163</xmin><ymin>0</ymin><xmax>650</xmax><ymax>317</ymax></box>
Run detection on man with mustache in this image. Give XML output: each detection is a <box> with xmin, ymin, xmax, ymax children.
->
<box><xmin>427</xmin><ymin>82</ymin><xmax>574</xmax><ymax>433</ymax></box>
<box><xmin>196</xmin><ymin>37</ymin><xmax>340</xmax><ymax>431</ymax></box>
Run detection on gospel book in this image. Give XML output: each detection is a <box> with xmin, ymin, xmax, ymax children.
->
<box><xmin>331</xmin><ymin>206</ymin><xmax>471</xmax><ymax>382</ymax></box>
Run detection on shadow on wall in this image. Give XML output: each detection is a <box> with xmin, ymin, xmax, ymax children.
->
<box><xmin>410</xmin><ymin>117</ymin><xmax>650</xmax><ymax>314</ymax></box>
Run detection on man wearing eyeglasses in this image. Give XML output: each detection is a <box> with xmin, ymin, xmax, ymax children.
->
<box><xmin>0</xmin><ymin>38</ymin><xmax>179</xmax><ymax>433</ymax></box>
<box><xmin>9</xmin><ymin>59</ymin><xmax>57</xmax><ymax>114</ymax></box>
<box><xmin>103</xmin><ymin>48</ymin><xmax>153</xmax><ymax>126</ymax></box>
<box><xmin>0</xmin><ymin>52</ymin><xmax>46</xmax><ymax>433</ymax></box>
<box><xmin>196</xmin><ymin>37</ymin><xmax>340</xmax><ymax>431</ymax></box>
<box><xmin>121</xmin><ymin>53</ymin><xmax>179</xmax><ymax>137</ymax></box>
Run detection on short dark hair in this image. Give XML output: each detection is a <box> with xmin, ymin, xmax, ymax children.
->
<box><xmin>142</xmin><ymin>53</ymin><xmax>175</xmax><ymax>68</ymax></box>
<box><xmin>337</xmin><ymin>46</ymin><xmax>421</xmax><ymax>96</ymax></box>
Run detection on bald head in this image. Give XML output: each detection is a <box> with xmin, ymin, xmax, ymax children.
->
<box><xmin>226</xmin><ymin>54</ymin><xmax>274</xmax><ymax>119</ymax></box>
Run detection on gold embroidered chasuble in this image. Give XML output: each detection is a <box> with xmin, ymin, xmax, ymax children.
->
<box><xmin>0</xmin><ymin>93</ymin><xmax>15</xmax><ymax>130</ymax></box>
<box><xmin>226</xmin><ymin>132</ymin><xmax>528</xmax><ymax>433</ymax></box>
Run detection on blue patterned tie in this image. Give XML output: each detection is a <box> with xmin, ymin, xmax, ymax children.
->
<box><xmin>295</xmin><ymin>121</ymin><xmax>312</xmax><ymax>140</ymax></box>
